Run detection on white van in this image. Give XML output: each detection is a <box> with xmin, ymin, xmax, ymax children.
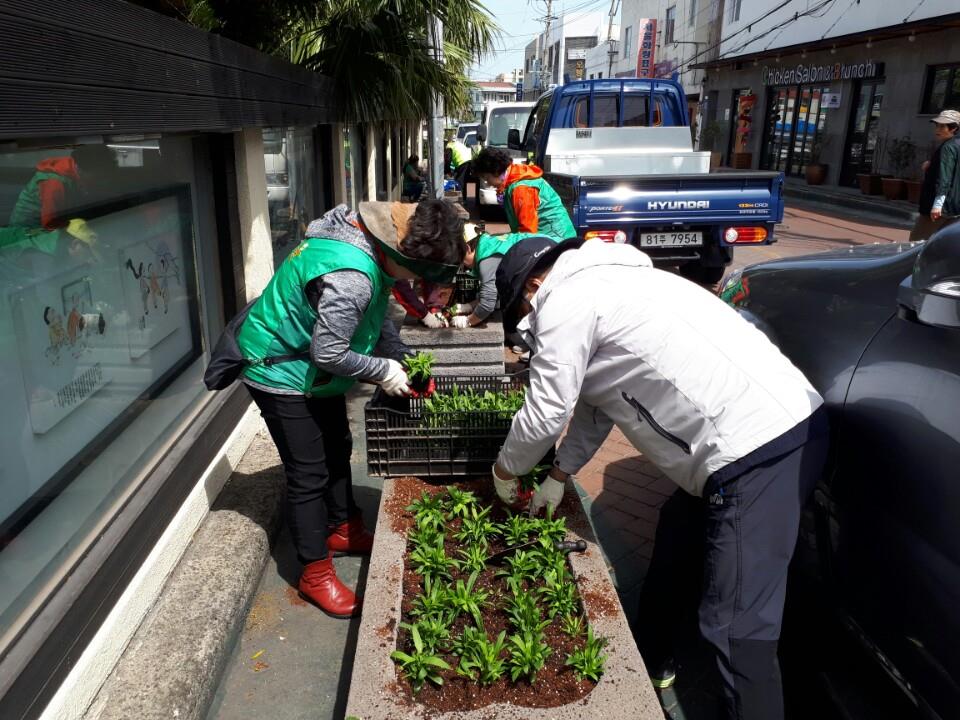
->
<box><xmin>475</xmin><ymin>101</ymin><xmax>534</xmax><ymax>214</ymax></box>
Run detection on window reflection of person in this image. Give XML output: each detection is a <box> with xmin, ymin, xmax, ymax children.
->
<box><xmin>1</xmin><ymin>145</ymin><xmax>115</xmax><ymax>259</ymax></box>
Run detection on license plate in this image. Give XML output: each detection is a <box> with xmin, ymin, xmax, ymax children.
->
<box><xmin>640</xmin><ymin>232</ymin><xmax>703</xmax><ymax>248</ymax></box>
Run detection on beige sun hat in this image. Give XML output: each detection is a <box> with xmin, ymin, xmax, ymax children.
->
<box><xmin>930</xmin><ymin>109</ymin><xmax>960</xmax><ymax>125</ymax></box>
<box><xmin>357</xmin><ymin>201</ymin><xmax>460</xmax><ymax>283</ymax></box>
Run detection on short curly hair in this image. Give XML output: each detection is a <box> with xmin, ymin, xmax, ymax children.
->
<box><xmin>472</xmin><ymin>147</ymin><xmax>513</xmax><ymax>177</ymax></box>
<box><xmin>402</xmin><ymin>199</ymin><xmax>466</xmax><ymax>267</ymax></box>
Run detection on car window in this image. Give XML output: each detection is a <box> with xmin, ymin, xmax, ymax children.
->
<box><xmin>593</xmin><ymin>95</ymin><xmax>619</xmax><ymax>127</ymax></box>
<box><xmin>623</xmin><ymin>95</ymin><xmax>649</xmax><ymax>126</ymax></box>
<box><xmin>573</xmin><ymin>98</ymin><xmax>589</xmax><ymax>128</ymax></box>
<box><xmin>487</xmin><ymin>108</ymin><xmax>532</xmax><ymax>146</ymax></box>
<box><xmin>464</xmin><ymin>132</ymin><xmax>477</xmax><ymax>147</ymax></box>
<box><xmin>524</xmin><ymin>95</ymin><xmax>552</xmax><ymax>148</ymax></box>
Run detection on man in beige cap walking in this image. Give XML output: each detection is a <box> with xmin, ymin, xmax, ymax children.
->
<box><xmin>911</xmin><ymin>109</ymin><xmax>960</xmax><ymax>241</ymax></box>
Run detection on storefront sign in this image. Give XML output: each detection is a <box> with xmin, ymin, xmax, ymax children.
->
<box><xmin>822</xmin><ymin>92</ymin><xmax>842</xmax><ymax>108</ymax></box>
<box><xmin>567</xmin><ymin>48</ymin><xmax>587</xmax><ymax>61</ymax></box>
<box><xmin>635</xmin><ymin>19</ymin><xmax>657</xmax><ymax>78</ymax></box>
<box><xmin>762</xmin><ymin>61</ymin><xmax>883</xmax><ymax>86</ymax></box>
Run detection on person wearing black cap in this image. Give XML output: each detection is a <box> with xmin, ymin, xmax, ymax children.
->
<box><xmin>237</xmin><ymin>199</ymin><xmax>463</xmax><ymax>619</ymax></box>
<box><xmin>490</xmin><ymin>237</ymin><xmax>829</xmax><ymax>720</ymax></box>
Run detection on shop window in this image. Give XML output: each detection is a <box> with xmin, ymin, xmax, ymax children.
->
<box><xmin>689</xmin><ymin>0</ymin><xmax>697</xmax><ymax>27</ymax></box>
<box><xmin>665</xmin><ymin>6</ymin><xmax>676</xmax><ymax>45</ymax></box>
<box><xmin>0</xmin><ymin>135</ymin><xmax>216</xmax><ymax>635</ymax></box>
<box><xmin>921</xmin><ymin>64</ymin><xmax>960</xmax><ymax>115</ymax></box>
<box><xmin>263</xmin><ymin>127</ymin><xmax>317</xmax><ymax>266</ymax></box>
<box><xmin>728</xmin><ymin>0</ymin><xmax>742</xmax><ymax>22</ymax></box>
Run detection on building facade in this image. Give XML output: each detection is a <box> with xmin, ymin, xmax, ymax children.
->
<box><xmin>522</xmin><ymin>11</ymin><xmax>607</xmax><ymax>99</ymax></box>
<box><xmin>0</xmin><ymin>3</ymin><xmax>420</xmax><ymax>718</ymax></box>
<box><xmin>700</xmin><ymin>1</ymin><xmax>960</xmax><ymax>185</ymax></box>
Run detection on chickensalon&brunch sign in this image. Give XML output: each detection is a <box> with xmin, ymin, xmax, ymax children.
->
<box><xmin>761</xmin><ymin>60</ymin><xmax>883</xmax><ymax>86</ymax></box>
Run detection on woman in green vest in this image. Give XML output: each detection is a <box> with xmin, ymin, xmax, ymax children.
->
<box><xmin>237</xmin><ymin>199</ymin><xmax>463</xmax><ymax>618</ymax></box>
<box><xmin>448</xmin><ymin>224</ymin><xmax>555</xmax><ymax>328</ymax></box>
<box><xmin>472</xmin><ymin>147</ymin><xmax>577</xmax><ymax>242</ymax></box>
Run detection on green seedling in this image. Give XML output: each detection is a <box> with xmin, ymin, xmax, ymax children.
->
<box><xmin>565</xmin><ymin>625</ymin><xmax>608</xmax><ymax>682</ymax></box>
<box><xmin>400</xmin><ymin>618</ymin><xmax>449</xmax><ymax>655</ymax></box>
<box><xmin>531</xmin><ymin>507</ymin><xmax>567</xmax><ymax>544</ymax></box>
<box><xmin>539</xmin><ymin>569</ymin><xmax>578</xmax><ymax>618</ymax></box>
<box><xmin>445</xmin><ymin>570</ymin><xmax>490</xmax><ymax>626</ymax></box>
<box><xmin>496</xmin><ymin>549</ymin><xmax>541</xmax><ymax>583</ymax></box>
<box><xmin>453</xmin><ymin>505</ymin><xmax>501</xmax><ymax>546</ymax></box>
<box><xmin>501</xmin><ymin>512</ymin><xmax>534</xmax><ymax>547</ymax></box>
<box><xmin>408</xmin><ymin>523</ymin><xmax>444</xmax><ymax>550</ymax></box>
<box><xmin>421</xmin><ymin>385</ymin><xmax>526</xmax><ymax>427</ymax></box>
<box><xmin>403</xmin><ymin>351</ymin><xmax>435</xmax><ymax>382</ymax></box>
<box><xmin>508</xmin><ymin>630</ymin><xmax>552</xmax><ymax>683</ymax></box>
<box><xmin>518</xmin><ymin>464</ymin><xmax>551</xmax><ymax>492</ymax></box>
<box><xmin>458</xmin><ymin>630</ymin><xmax>508</xmax><ymax>685</ymax></box>
<box><xmin>506</xmin><ymin>590</ymin><xmax>550</xmax><ymax>635</ymax></box>
<box><xmin>560</xmin><ymin>612</ymin><xmax>586</xmax><ymax>637</ymax></box>
<box><xmin>410</xmin><ymin>576</ymin><xmax>452</xmax><ymax>620</ymax></box>
<box><xmin>449</xmin><ymin>623</ymin><xmax>486</xmax><ymax>659</ymax></box>
<box><xmin>445</xmin><ymin>486</ymin><xmax>478</xmax><ymax>519</ymax></box>
<box><xmin>391</xmin><ymin>625</ymin><xmax>450</xmax><ymax>693</ymax></box>
<box><xmin>409</xmin><ymin>542</ymin><xmax>453</xmax><ymax>584</ymax></box>
<box><xmin>406</xmin><ymin>491</ymin><xmax>447</xmax><ymax>530</ymax></box>
<box><xmin>452</xmin><ymin>543</ymin><xmax>488</xmax><ymax>574</ymax></box>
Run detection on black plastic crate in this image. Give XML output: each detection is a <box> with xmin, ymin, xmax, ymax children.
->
<box><xmin>365</xmin><ymin>372</ymin><xmax>527</xmax><ymax>477</ymax></box>
<box><xmin>452</xmin><ymin>270</ymin><xmax>479</xmax><ymax>304</ymax></box>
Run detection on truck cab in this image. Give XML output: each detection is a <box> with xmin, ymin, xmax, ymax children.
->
<box><xmin>510</xmin><ymin>79</ymin><xmax>784</xmax><ymax>284</ymax></box>
<box><xmin>474</xmin><ymin>100</ymin><xmax>534</xmax><ymax>215</ymax></box>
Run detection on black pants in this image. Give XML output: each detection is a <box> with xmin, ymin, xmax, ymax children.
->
<box><xmin>636</xmin><ymin>432</ymin><xmax>829</xmax><ymax>720</ymax></box>
<box><xmin>453</xmin><ymin>161</ymin><xmax>471</xmax><ymax>204</ymax></box>
<box><xmin>247</xmin><ymin>387</ymin><xmax>357</xmax><ymax>564</ymax></box>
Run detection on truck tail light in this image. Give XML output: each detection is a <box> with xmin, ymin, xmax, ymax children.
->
<box><xmin>584</xmin><ymin>229</ymin><xmax>628</xmax><ymax>244</ymax></box>
<box><xmin>723</xmin><ymin>226</ymin><xmax>768</xmax><ymax>244</ymax></box>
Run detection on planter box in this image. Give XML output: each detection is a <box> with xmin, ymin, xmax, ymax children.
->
<box><xmin>345</xmin><ymin>476</ymin><xmax>663</xmax><ymax>719</ymax></box>
<box><xmin>805</xmin><ymin>163</ymin><xmax>828</xmax><ymax>185</ymax></box>
<box><xmin>881</xmin><ymin>177</ymin><xmax>906</xmax><ymax>201</ymax></box>
<box><xmin>856</xmin><ymin>173</ymin><xmax>889</xmax><ymax>195</ymax></box>
<box><xmin>905</xmin><ymin>180</ymin><xmax>923</xmax><ymax>205</ymax></box>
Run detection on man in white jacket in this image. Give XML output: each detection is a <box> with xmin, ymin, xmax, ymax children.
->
<box><xmin>491</xmin><ymin>237</ymin><xmax>829</xmax><ymax>720</ymax></box>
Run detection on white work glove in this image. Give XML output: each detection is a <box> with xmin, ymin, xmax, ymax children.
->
<box><xmin>421</xmin><ymin>311</ymin><xmax>448</xmax><ymax>329</ymax></box>
<box><xmin>450</xmin><ymin>315</ymin><xmax>470</xmax><ymax>329</ymax></box>
<box><xmin>529</xmin><ymin>477</ymin><xmax>565</xmax><ymax>516</ymax></box>
<box><xmin>378</xmin><ymin>359</ymin><xmax>411</xmax><ymax>397</ymax></box>
<box><xmin>449</xmin><ymin>301</ymin><xmax>476</xmax><ymax>316</ymax></box>
<box><xmin>493</xmin><ymin>464</ymin><xmax>521</xmax><ymax>507</ymax></box>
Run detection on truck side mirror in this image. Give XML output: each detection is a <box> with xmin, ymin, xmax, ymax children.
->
<box><xmin>477</xmin><ymin>124</ymin><xmax>487</xmax><ymax>143</ymax></box>
<box><xmin>897</xmin><ymin>226</ymin><xmax>960</xmax><ymax>329</ymax></box>
<box><xmin>507</xmin><ymin>128</ymin><xmax>521</xmax><ymax>150</ymax></box>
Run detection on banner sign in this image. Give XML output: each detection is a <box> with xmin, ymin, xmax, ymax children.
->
<box><xmin>636</xmin><ymin>19</ymin><xmax>657</xmax><ymax>78</ymax></box>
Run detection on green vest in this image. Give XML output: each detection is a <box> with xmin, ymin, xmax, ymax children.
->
<box><xmin>237</xmin><ymin>238</ymin><xmax>394</xmax><ymax>396</ymax></box>
<box><xmin>503</xmin><ymin>177</ymin><xmax>577</xmax><ymax>241</ymax></box>
<box><xmin>472</xmin><ymin>232</ymin><xmax>542</xmax><ymax>276</ymax></box>
<box><xmin>9</xmin><ymin>170</ymin><xmax>74</xmax><ymax>227</ymax></box>
<box><xmin>447</xmin><ymin>141</ymin><xmax>470</xmax><ymax>168</ymax></box>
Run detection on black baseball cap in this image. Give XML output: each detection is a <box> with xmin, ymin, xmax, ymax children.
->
<box><xmin>496</xmin><ymin>236</ymin><xmax>584</xmax><ymax>333</ymax></box>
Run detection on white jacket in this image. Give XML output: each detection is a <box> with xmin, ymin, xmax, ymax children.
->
<box><xmin>497</xmin><ymin>241</ymin><xmax>823</xmax><ymax>497</ymax></box>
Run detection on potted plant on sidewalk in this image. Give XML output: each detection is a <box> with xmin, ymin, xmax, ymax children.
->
<box><xmin>905</xmin><ymin>140</ymin><xmax>934</xmax><ymax>205</ymax></box>
<box><xmin>856</xmin><ymin>134</ymin><xmax>888</xmax><ymax>195</ymax></box>
<box><xmin>882</xmin><ymin>135</ymin><xmax>917</xmax><ymax>201</ymax></box>
<box><xmin>804</xmin><ymin>135</ymin><xmax>832</xmax><ymax>185</ymax></box>
<box><xmin>698</xmin><ymin>121</ymin><xmax>725</xmax><ymax>170</ymax></box>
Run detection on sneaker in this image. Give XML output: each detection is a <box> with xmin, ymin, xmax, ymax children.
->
<box><xmin>650</xmin><ymin>658</ymin><xmax>677</xmax><ymax>689</ymax></box>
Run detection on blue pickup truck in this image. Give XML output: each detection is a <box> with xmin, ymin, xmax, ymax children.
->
<box><xmin>507</xmin><ymin>79</ymin><xmax>784</xmax><ymax>283</ymax></box>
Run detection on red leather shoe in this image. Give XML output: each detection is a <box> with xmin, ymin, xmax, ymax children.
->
<box><xmin>298</xmin><ymin>557</ymin><xmax>360</xmax><ymax>618</ymax></box>
<box><xmin>327</xmin><ymin>515</ymin><xmax>375</xmax><ymax>556</ymax></box>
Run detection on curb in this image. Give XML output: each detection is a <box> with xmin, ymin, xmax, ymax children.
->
<box><xmin>784</xmin><ymin>185</ymin><xmax>917</xmax><ymax>227</ymax></box>
<box><xmin>83</xmin><ymin>433</ymin><xmax>284</xmax><ymax>720</ymax></box>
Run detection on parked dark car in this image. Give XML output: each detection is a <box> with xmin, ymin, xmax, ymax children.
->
<box><xmin>720</xmin><ymin>227</ymin><xmax>960</xmax><ymax>720</ymax></box>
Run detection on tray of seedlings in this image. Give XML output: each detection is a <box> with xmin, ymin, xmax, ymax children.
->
<box><xmin>365</xmin><ymin>352</ymin><xmax>528</xmax><ymax>477</ymax></box>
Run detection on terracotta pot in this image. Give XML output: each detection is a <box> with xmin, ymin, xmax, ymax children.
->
<box><xmin>856</xmin><ymin>173</ymin><xmax>886</xmax><ymax>195</ymax></box>
<box><xmin>905</xmin><ymin>180</ymin><xmax>923</xmax><ymax>205</ymax></box>
<box><xmin>805</xmin><ymin>163</ymin><xmax>828</xmax><ymax>185</ymax></box>
<box><xmin>881</xmin><ymin>177</ymin><xmax>906</xmax><ymax>201</ymax></box>
<box><xmin>710</xmin><ymin>151</ymin><xmax>722</xmax><ymax>170</ymax></box>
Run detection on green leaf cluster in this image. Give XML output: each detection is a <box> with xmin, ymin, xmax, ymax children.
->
<box><xmin>565</xmin><ymin>625</ymin><xmax>608</xmax><ymax>682</ymax></box>
<box><xmin>403</xmin><ymin>351</ymin><xmax>435</xmax><ymax>382</ymax></box>
<box><xmin>391</xmin><ymin>626</ymin><xmax>451</xmax><ymax>692</ymax></box>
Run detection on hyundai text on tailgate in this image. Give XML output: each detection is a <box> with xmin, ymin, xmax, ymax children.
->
<box><xmin>509</xmin><ymin>79</ymin><xmax>785</xmax><ymax>283</ymax></box>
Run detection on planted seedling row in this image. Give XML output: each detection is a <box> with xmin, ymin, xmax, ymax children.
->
<box><xmin>391</xmin><ymin>479</ymin><xmax>608</xmax><ymax>713</ymax></box>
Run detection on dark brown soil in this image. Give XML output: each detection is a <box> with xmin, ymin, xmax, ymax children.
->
<box><xmin>385</xmin><ymin>476</ymin><xmax>610</xmax><ymax>713</ymax></box>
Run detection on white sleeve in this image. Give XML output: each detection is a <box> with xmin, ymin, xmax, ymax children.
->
<box><xmin>555</xmin><ymin>401</ymin><xmax>614</xmax><ymax>475</ymax></box>
<box><xmin>497</xmin><ymin>291</ymin><xmax>598</xmax><ymax>476</ymax></box>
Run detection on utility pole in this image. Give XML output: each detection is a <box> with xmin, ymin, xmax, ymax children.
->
<box><xmin>541</xmin><ymin>0</ymin><xmax>555</xmax><ymax>89</ymax></box>
<box><xmin>427</xmin><ymin>14</ymin><xmax>445</xmax><ymax>199</ymax></box>
<box><xmin>606</xmin><ymin>0</ymin><xmax>621</xmax><ymax>78</ymax></box>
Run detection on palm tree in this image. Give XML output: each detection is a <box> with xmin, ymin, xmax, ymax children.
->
<box><xmin>136</xmin><ymin>1</ymin><xmax>498</xmax><ymax>123</ymax></box>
